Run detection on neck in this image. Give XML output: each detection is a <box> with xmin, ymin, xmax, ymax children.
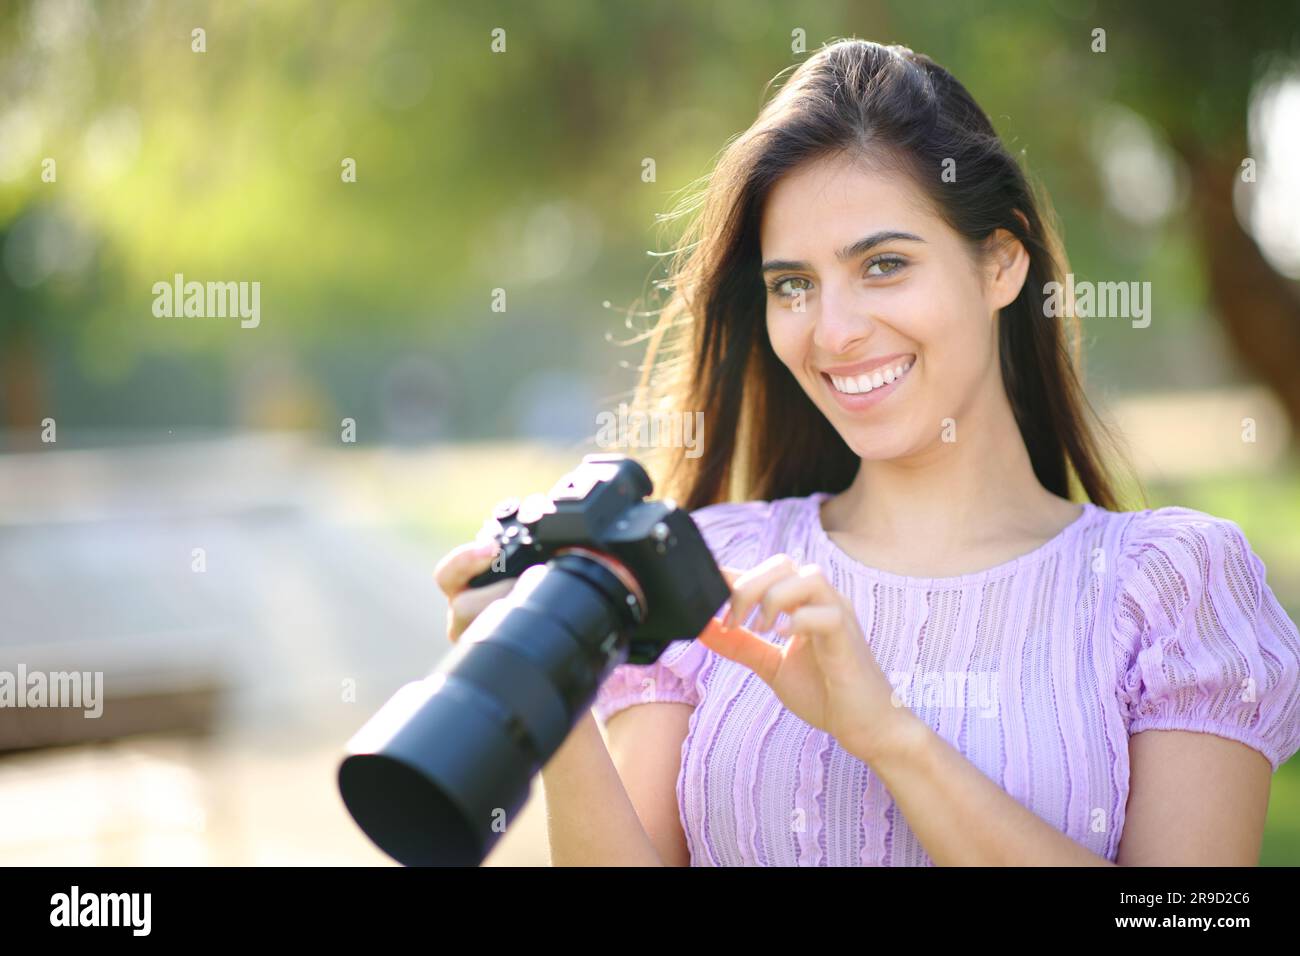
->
<box><xmin>828</xmin><ymin>376</ymin><xmax>1070</xmax><ymax>552</ymax></box>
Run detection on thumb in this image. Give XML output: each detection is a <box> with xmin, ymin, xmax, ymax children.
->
<box><xmin>697</xmin><ymin>617</ymin><xmax>783</xmax><ymax>685</ymax></box>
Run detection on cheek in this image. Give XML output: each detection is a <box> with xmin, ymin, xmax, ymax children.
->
<box><xmin>897</xmin><ymin>276</ymin><xmax>984</xmax><ymax>363</ymax></box>
<box><xmin>915</xmin><ymin>317</ymin><xmax>997</xmax><ymax>420</ymax></box>
<box><xmin>888</xmin><ymin>279</ymin><xmax>947</xmax><ymax>341</ymax></box>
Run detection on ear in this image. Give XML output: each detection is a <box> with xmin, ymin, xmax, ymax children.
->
<box><xmin>984</xmin><ymin>218</ymin><xmax>1031</xmax><ymax>313</ymax></box>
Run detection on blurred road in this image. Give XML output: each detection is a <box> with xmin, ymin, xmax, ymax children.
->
<box><xmin>0</xmin><ymin>433</ymin><xmax>570</xmax><ymax>865</ymax></box>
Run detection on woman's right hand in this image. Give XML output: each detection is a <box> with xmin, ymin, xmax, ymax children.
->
<box><xmin>433</xmin><ymin>538</ymin><xmax>518</xmax><ymax>643</ymax></box>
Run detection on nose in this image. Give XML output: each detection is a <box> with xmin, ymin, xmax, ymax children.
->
<box><xmin>812</xmin><ymin>285</ymin><xmax>879</xmax><ymax>357</ymax></box>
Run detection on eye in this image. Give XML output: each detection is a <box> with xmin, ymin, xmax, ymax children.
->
<box><xmin>766</xmin><ymin>275</ymin><xmax>813</xmax><ymax>299</ymax></box>
<box><xmin>865</xmin><ymin>254</ymin><xmax>907</xmax><ymax>277</ymax></box>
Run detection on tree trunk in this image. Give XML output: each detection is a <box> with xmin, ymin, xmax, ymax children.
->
<box><xmin>1181</xmin><ymin>143</ymin><xmax>1300</xmax><ymax>446</ymax></box>
<box><xmin>0</xmin><ymin>318</ymin><xmax>48</xmax><ymax>448</ymax></box>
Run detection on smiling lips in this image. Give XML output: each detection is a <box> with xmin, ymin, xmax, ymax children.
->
<box><xmin>822</xmin><ymin>354</ymin><xmax>915</xmax><ymax>395</ymax></box>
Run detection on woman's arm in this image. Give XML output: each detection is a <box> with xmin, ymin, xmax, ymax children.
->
<box><xmin>540</xmin><ymin>705</ymin><xmax>692</xmax><ymax>866</ymax></box>
<box><xmin>603</xmin><ymin>701</ymin><xmax>694</xmax><ymax>866</ymax></box>
<box><xmin>852</xmin><ymin>715</ymin><xmax>1271</xmax><ymax>866</ymax></box>
<box><xmin>1116</xmin><ymin>729</ymin><xmax>1270</xmax><ymax>865</ymax></box>
<box><xmin>850</xmin><ymin>714</ymin><xmax>1114</xmax><ymax>865</ymax></box>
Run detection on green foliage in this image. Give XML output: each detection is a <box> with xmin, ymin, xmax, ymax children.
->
<box><xmin>0</xmin><ymin>0</ymin><xmax>1293</xmax><ymax>423</ymax></box>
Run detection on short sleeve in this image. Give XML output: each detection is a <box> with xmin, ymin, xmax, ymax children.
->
<box><xmin>590</xmin><ymin>499</ymin><xmax>770</xmax><ymax>727</ymax></box>
<box><xmin>1112</xmin><ymin>507</ymin><xmax>1300</xmax><ymax>772</ymax></box>
<box><xmin>591</xmin><ymin>639</ymin><xmax>707</xmax><ymax>724</ymax></box>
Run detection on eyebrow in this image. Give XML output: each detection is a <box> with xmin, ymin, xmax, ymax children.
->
<box><xmin>760</xmin><ymin>230</ymin><xmax>925</xmax><ymax>274</ymax></box>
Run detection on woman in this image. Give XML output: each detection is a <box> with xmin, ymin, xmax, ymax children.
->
<box><xmin>436</xmin><ymin>39</ymin><xmax>1300</xmax><ymax>865</ymax></box>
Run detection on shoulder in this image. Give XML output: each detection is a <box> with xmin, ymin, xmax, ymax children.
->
<box><xmin>688</xmin><ymin>497</ymin><xmax>775</xmax><ymax>527</ymax></box>
<box><xmin>687</xmin><ymin>498</ymin><xmax>776</xmax><ymax>568</ymax></box>
<box><xmin>1116</xmin><ymin>503</ymin><xmax>1253</xmax><ymax>551</ymax></box>
<box><xmin>1109</xmin><ymin>504</ymin><xmax>1300</xmax><ymax>772</ymax></box>
<box><xmin>1112</xmin><ymin>505</ymin><xmax>1264</xmax><ymax>615</ymax></box>
<box><xmin>687</xmin><ymin>494</ymin><xmax>821</xmax><ymax>568</ymax></box>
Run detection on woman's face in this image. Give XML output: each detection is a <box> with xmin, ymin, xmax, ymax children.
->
<box><xmin>759</xmin><ymin>151</ymin><xmax>1022</xmax><ymax>461</ymax></box>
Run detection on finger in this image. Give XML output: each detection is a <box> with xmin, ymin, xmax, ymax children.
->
<box><xmin>434</xmin><ymin>539</ymin><xmax>502</xmax><ymax>597</ymax></box>
<box><xmin>759</xmin><ymin>564</ymin><xmax>837</xmax><ymax>632</ymax></box>
<box><xmin>786</xmin><ymin>603</ymin><xmax>848</xmax><ymax>639</ymax></box>
<box><xmin>715</xmin><ymin>566</ymin><xmax>744</xmax><ymax>621</ymax></box>
<box><xmin>696</xmin><ymin>618</ymin><xmax>784</xmax><ymax>685</ymax></box>
<box><xmin>724</xmin><ymin>554</ymin><xmax>799</xmax><ymax>628</ymax></box>
<box><xmin>754</xmin><ymin>564</ymin><xmax>836</xmax><ymax>631</ymax></box>
<box><xmin>447</xmin><ymin>578</ymin><xmax>516</xmax><ymax>640</ymax></box>
<box><xmin>719</xmin><ymin>566</ymin><xmax>745</xmax><ymax>586</ymax></box>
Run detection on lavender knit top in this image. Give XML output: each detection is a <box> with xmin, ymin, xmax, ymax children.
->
<box><xmin>591</xmin><ymin>493</ymin><xmax>1300</xmax><ymax>866</ymax></box>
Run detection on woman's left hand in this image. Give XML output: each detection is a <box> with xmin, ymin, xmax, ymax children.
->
<box><xmin>697</xmin><ymin>554</ymin><xmax>917</xmax><ymax>764</ymax></box>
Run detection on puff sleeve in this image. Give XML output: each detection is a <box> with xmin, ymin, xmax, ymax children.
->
<box><xmin>1112</xmin><ymin>506</ymin><xmax>1300</xmax><ymax>772</ymax></box>
<box><xmin>590</xmin><ymin>500</ymin><xmax>769</xmax><ymax>727</ymax></box>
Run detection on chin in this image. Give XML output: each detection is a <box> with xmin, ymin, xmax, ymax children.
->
<box><xmin>838</xmin><ymin>427</ymin><xmax>918</xmax><ymax>462</ymax></box>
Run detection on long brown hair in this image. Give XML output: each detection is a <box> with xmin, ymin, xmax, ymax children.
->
<box><xmin>627</xmin><ymin>38</ymin><xmax>1139</xmax><ymax>513</ymax></box>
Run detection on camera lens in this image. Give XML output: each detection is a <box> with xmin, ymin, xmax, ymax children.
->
<box><xmin>338</xmin><ymin>550</ymin><xmax>643</xmax><ymax>866</ymax></box>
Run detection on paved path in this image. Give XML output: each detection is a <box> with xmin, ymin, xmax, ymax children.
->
<box><xmin>0</xmin><ymin>435</ymin><xmax>572</xmax><ymax>865</ymax></box>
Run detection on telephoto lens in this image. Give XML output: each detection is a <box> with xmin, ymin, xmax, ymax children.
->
<box><xmin>339</xmin><ymin>550</ymin><xmax>643</xmax><ymax>866</ymax></box>
<box><xmin>337</xmin><ymin>454</ymin><xmax>729</xmax><ymax>866</ymax></box>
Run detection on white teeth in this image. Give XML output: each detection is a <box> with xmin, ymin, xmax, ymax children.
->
<box><xmin>827</xmin><ymin>359</ymin><xmax>913</xmax><ymax>395</ymax></box>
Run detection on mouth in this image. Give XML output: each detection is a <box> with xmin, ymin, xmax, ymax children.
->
<box><xmin>820</xmin><ymin>355</ymin><xmax>915</xmax><ymax>410</ymax></box>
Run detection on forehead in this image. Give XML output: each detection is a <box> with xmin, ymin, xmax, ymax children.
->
<box><xmin>759</xmin><ymin>152</ymin><xmax>935</xmax><ymax>251</ymax></box>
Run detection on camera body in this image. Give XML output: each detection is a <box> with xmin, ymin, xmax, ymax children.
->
<box><xmin>338</xmin><ymin>453</ymin><xmax>732</xmax><ymax>865</ymax></box>
<box><xmin>467</xmin><ymin>454</ymin><xmax>728</xmax><ymax>665</ymax></box>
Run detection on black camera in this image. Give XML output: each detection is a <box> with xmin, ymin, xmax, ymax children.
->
<box><xmin>337</xmin><ymin>454</ymin><xmax>730</xmax><ymax>866</ymax></box>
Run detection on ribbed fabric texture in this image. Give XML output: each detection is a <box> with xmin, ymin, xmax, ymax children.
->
<box><xmin>592</xmin><ymin>492</ymin><xmax>1300</xmax><ymax>865</ymax></box>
